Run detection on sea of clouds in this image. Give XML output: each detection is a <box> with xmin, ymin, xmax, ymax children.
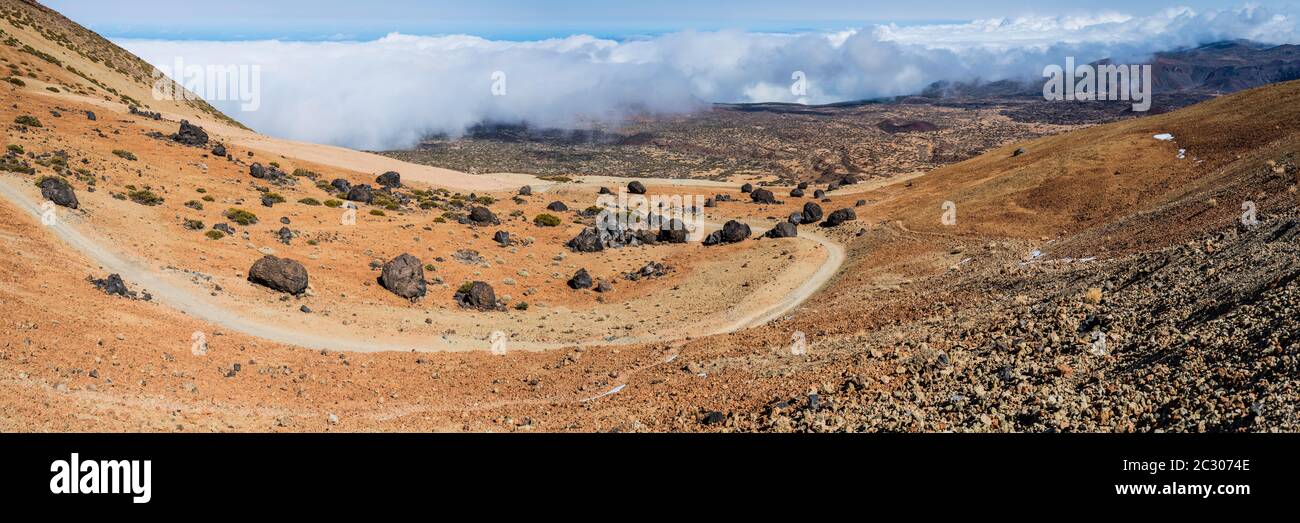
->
<box><xmin>117</xmin><ymin>4</ymin><xmax>1300</xmax><ymax>150</ymax></box>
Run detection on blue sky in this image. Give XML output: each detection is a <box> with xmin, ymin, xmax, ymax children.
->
<box><xmin>44</xmin><ymin>0</ymin><xmax>1300</xmax><ymax>40</ymax></box>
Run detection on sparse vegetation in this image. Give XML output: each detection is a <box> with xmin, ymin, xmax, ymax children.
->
<box><xmin>183</xmin><ymin>219</ymin><xmax>204</xmax><ymax>230</ymax></box>
<box><xmin>112</xmin><ymin>149</ymin><xmax>136</xmax><ymax>161</ymax></box>
<box><xmin>298</xmin><ymin>197</ymin><xmax>321</xmax><ymax>206</ymax></box>
<box><xmin>128</xmin><ymin>189</ymin><xmax>163</xmax><ymax>206</ymax></box>
<box><xmin>184</xmin><ymin>200</ymin><xmax>203</xmax><ymax>210</ymax></box>
<box><xmin>323</xmin><ymin>199</ymin><xmax>343</xmax><ymax>208</ymax></box>
<box><xmin>204</xmin><ymin>230</ymin><xmax>225</xmax><ymax>240</ymax></box>
<box><xmin>534</xmin><ymin>213</ymin><xmax>562</xmax><ymax>227</ymax></box>
<box><xmin>5</xmin><ymin>76</ymin><xmax>23</xmax><ymax>86</ymax></box>
<box><xmin>13</xmin><ymin>115</ymin><xmax>40</xmax><ymax>127</ymax></box>
<box><xmin>224</xmin><ymin>208</ymin><xmax>258</xmax><ymax>225</ymax></box>
<box><xmin>369</xmin><ymin>209</ymin><xmax>386</xmax><ymax>216</ymax></box>
<box><xmin>514</xmin><ymin>302</ymin><xmax>529</xmax><ymax>311</ymax></box>
<box><xmin>6</xmin><ymin>144</ymin><xmax>22</xmax><ymax>154</ymax></box>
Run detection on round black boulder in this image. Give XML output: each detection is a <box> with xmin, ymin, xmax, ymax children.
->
<box><xmin>380</xmin><ymin>253</ymin><xmax>427</xmax><ymax>300</ymax></box>
<box><xmin>822</xmin><ymin>208</ymin><xmax>857</xmax><ymax>227</ymax></box>
<box><xmin>627</xmin><ymin>181</ymin><xmax>647</xmax><ymax>195</ymax></box>
<box><xmin>375</xmin><ymin>171</ymin><xmax>401</xmax><ymax>188</ymax></box>
<box><xmin>568</xmin><ymin>269</ymin><xmax>593</xmax><ymax>290</ymax></box>
<box><xmin>248</xmin><ymin>255</ymin><xmax>309</xmax><ymax>295</ymax></box>
<box><xmin>39</xmin><ymin>176</ymin><xmax>78</xmax><ymax>209</ymax></box>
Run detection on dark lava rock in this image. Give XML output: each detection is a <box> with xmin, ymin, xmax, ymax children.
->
<box><xmin>277</xmin><ymin>226</ymin><xmax>293</xmax><ymax>244</ymax></box>
<box><xmin>493</xmin><ymin>230</ymin><xmax>511</xmax><ymax>246</ymax></box>
<box><xmin>568</xmin><ymin>269</ymin><xmax>593</xmax><ymax>290</ymax></box>
<box><xmin>813</xmin><ymin>189</ymin><xmax>825</xmax><ymax>199</ymax></box>
<box><xmin>658</xmin><ymin>218</ymin><xmax>689</xmax><ymax>244</ymax></box>
<box><xmin>822</xmin><ymin>208</ymin><xmax>857</xmax><ymax>227</ymax></box>
<box><xmin>797</xmin><ymin>182</ymin><xmax>809</xmax><ymax>190</ymax></box>
<box><xmin>171</xmin><ymin>120</ymin><xmax>209</xmax><ymax>146</ymax></box>
<box><xmin>380</xmin><ymin>253</ymin><xmax>427</xmax><ymax>300</ymax></box>
<box><xmin>741</xmin><ymin>183</ymin><xmax>753</xmax><ymax>193</ymax></box>
<box><xmin>211</xmin><ymin>144</ymin><xmax>227</xmax><ymax>157</ymax></box>
<box><xmin>598</xmin><ymin>187</ymin><xmax>613</xmax><ymax>195</ymax></box>
<box><xmin>213</xmin><ymin>223</ymin><xmax>235</xmax><ymax>235</ymax></box>
<box><xmin>261</xmin><ymin>195</ymin><xmax>278</xmax><ymax>207</ymax></box>
<box><xmin>375</xmin><ymin>171</ymin><xmax>401</xmax><ymax>188</ymax></box>
<box><xmin>455</xmin><ymin>281</ymin><xmax>497</xmax><ymax>310</ymax></box>
<box><xmin>627</xmin><ymin>261</ymin><xmax>670</xmax><ymax>281</ymax></box>
<box><xmin>250</xmin><ymin>163</ymin><xmax>266</xmax><ymax>178</ymax></box>
<box><xmin>518</xmin><ymin>185</ymin><xmax>532</xmax><ymax>196</ymax></box>
<box><xmin>750</xmin><ymin>188</ymin><xmax>777</xmax><ymax>204</ymax></box>
<box><xmin>467</xmin><ymin>206</ymin><xmax>499</xmax><ymax>225</ymax></box>
<box><xmin>827</xmin><ymin>182</ymin><xmax>840</xmax><ymax>192</ymax></box>
<box><xmin>567</xmin><ymin>227</ymin><xmax>605</xmax><ymax>252</ymax></box>
<box><xmin>89</xmin><ymin>273</ymin><xmax>130</xmax><ymax>297</ymax></box>
<box><xmin>790</xmin><ymin>188</ymin><xmax>805</xmax><ymax>198</ymax></box>
<box><xmin>248</xmin><ymin>255</ymin><xmax>309</xmax><ymax>295</ymax></box>
<box><xmin>595</xmin><ymin>281</ymin><xmax>613</xmax><ymax>293</ymax></box>
<box><xmin>765</xmin><ymin>221</ymin><xmax>798</xmax><ymax>238</ymax></box>
<box><xmin>330</xmin><ymin>178</ymin><xmax>352</xmax><ymax>193</ymax></box>
<box><xmin>547</xmin><ymin>201</ymin><xmax>569</xmax><ymax>212</ymax></box>
<box><xmin>701</xmin><ymin>411</ymin><xmax>726</xmax><ymax>425</ymax></box>
<box><xmin>788</xmin><ymin>212</ymin><xmax>805</xmax><ymax>225</ymax></box>
<box><xmin>704</xmin><ymin>220</ymin><xmax>751</xmax><ymax>246</ymax></box>
<box><xmin>346</xmin><ymin>184</ymin><xmax>374</xmax><ymax>204</ymax></box>
<box><xmin>38</xmin><ymin>176</ymin><xmax>78</xmax><ymax>209</ymax></box>
<box><xmin>85</xmin><ymin>111</ymin><xmax>97</xmax><ymax>121</ymax></box>
<box><xmin>802</xmin><ymin>202</ymin><xmax>824</xmax><ymax>223</ymax></box>
<box><xmin>1013</xmin><ymin>147</ymin><xmax>1027</xmax><ymax>157</ymax></box>
<box><xmin>627</xmin><ymin>181</ymin><xmax>647</xmax><ymax>195</ymax></box>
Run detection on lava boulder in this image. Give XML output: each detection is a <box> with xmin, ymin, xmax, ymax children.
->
<box><xmin>375</xmin><ymin>171</ymin><xmax>401</xmax><ymax>188</ymax></box>
<box><xmin>568</xmin><ymin>269</ymin><xmax>593</xmax><ymax>290</ymax></box>
<box><xmin>38</xmin><ymin>176</ymin><xmax>78</xmax><ymax>209</ymax></box>
<box><xmin>380</xmin><ymin>253</ymin><xmax>427</xmax><ymax>300</ymax></box>
<box><xmin>627</xmin><ymin>181</ymin><xmax>647</xmax><ymax>195</ymax></box>
<box><xmin>750</xmin><ymin>188</ymin><xmax>777</xmax><ymax>204</ymax></box>
<box><xmin>248</xmin><ymin>255</ymin><xmax>309</xmax><ymax>295</ymax></box>
<box><xmin>455</xmin><ymin>281</ymin><xmax>497</xmax><ymax>310</ymax></box>
<box><xmin>346</xmin><ymin>184</ymin><xmax>374</xmax><ymax>204</ymax></box>
<box><xmin>822</xmin><ymin>208</ymin><xmax>857</xmax><ymax>227</ymax></box>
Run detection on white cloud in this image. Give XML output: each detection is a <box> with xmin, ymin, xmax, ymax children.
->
<box><xmin>118</xmin><ymin>4</ymin><xmax>1300</xmax><ymax>150</ymax></box>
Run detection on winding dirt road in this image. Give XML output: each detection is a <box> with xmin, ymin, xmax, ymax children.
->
<box><xmin>1</xmin><ymin>171</ymin><xmax>844</xmax><ymax>353</ymax></box>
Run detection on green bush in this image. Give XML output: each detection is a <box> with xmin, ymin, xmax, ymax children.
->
<box><xmin>5</xmin><ymin>144</ymin><xmax>22</xmax><ymax>154</ymax></box>
<box><xmin>369</xmin><ymin>209</ymin><xmax>386</xmax><ymax>216</ymax></box>
<box><xmin>128</xmin><ymin>189</ymin><xmax>163</xmax><ymax>206</ymax></box>
<box><xmin>13</xmin><ymin>115</ymin><xmax>40</xmax><ymax>127</ymax></box>
<box><xmin>204</xmin><ymin>230</ymin><xmax>225</xmax><ymax>240</ymax></box>
<box><xmin>4</xmin><ymin>77</ymin><xmax>23</xmax><ymax>87</ymax></box>
<box><xmin>112</xmin><ymin>149</ymin><xmax>136</xmax><ymax>161</ymax></box>
<box><xmin>263</xmin><ymin>192</ymin><xmax>286</xmax><ymax>204</ymax></box>
<box><xmin>323</xmin><ymin>199</ymin><xmax>342</xmax><ymax>208</ymax></box>
<box><xmin>184</xmin><ymin>200</ymin><xmax>203</xmax><ymax>210</ymax></box>
<box><xmin>224</xmin><ymin>208</ymin><xmax>258</xmax><ymax>225</ymax></box>
<box><xmin>201</xmin><ymin>195</ymin><xmax>215</xmax><ymax>202</ymax></box>
<box><xmin>183</xmin><ymin>219</ymin><xmax>204</xmax><ymax>230</ymax></box>
<box><xmin>514</xmin><ymin>302</ymin><xmax>529</xmax><ymax>311</ymax></box>
<box><xmin>533</xmin><ymin>213</ymin><xmax>561</xmax><ymax>227</ymax></box>
<box><xmin>298</xmin><ymin>197</ymin><xmax>321</xmax><ymax>206</ymax></box>
<box><xmin>457</xmin><ymin>281</ymin><xmax>475</xmax><ymax>294</ymax></box>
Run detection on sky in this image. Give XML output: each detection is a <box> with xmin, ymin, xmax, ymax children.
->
<box><xmin>35</xmin><ymin>1</ymin><xmax>1300</xmax><ymax>149</ymax></box>
<box><xmin>44</xmin><ymin>0</ymin><xmax>1300</xmax><ymax>40</ymax></box>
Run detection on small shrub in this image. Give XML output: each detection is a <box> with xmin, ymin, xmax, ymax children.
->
<box><xmin>201</xmin><ymin>195</ymin><xmax>215</xmax><ymax>202</ymax></box>
<box><xmin>369</xmin><ymin>209</ymin><xmax>386</xmax><ymax>216</ymax></box>
<box><xmin>424</xmin><ymin>264</ymin><xmax>435</xmax><ymax>272</ymax></box>
<box><xmin>533</xmin><ymin>213</ymin><xmax>561</xmax><ymax>227</ymax></box>
<box><xmin>112</xmin><ymin>149</ymin><xmax>136</xmax><ymax>161</ymax></box>
<box><xmin>204</xmin><ymin>230</ymin><xmax>225</xmax><ymax>240</ymax></box>
<box><xmin>514</xmin><ymin>302</ymin><xmax>529</xmax><ymax>311</ymax></box>
<box><xmin>224</xmin><ymin>207</ymin><xmax>258</xmax><ymax>225</ymax></box>
<box><xmin>5</xmin><ymin>144</ymin><xmax>22</xmax><ymax>154</ymax></box>
<box><xmin>128</xmin><ymin>189</ymin><xmax>163</xmax><ymax>206</ymax></box>
<box><xmin>183</xmin><ymin>219</ymin><xmax>204</xmax><ymax>230</ymax></box>
<box><xmin>184</xmin><ymin>200</ymin><xmax>203</xmax><ymax>210</ymax></box>
<box><xmin>195</xmin><ymin>187</ymin><xmax>207</xmax><ymax>193</ymax></box>
<box><xmin>433</xmin><ymin>217</ymin><xmax>446</xmax><ymax>223</ymax></box>
<box><xmin>45</xmin><ymin>86</ymin><xmax>58</xmax><ymax>93</ymax></box>
<box><xmin>457</xmin><ymin>281</ymin><xmax>475</xmax><ymax>294</ymax></box>
<box><xmin>4</xmin><ymin>77</ymin><xmax>23</xmax><ymax>87</ymax></box>
<box><xmin>298</xmin><ymin>197</ymin><xmax>321</xmax><ymax>206</ymax></box>
<box><xmin>323</xmin><ymin>199</ymin><xmax>342</xmax><ymax>208</ymax></box>
<box><xmin>263</xmin><ymin>192</ymin><xmax>285</xmax><ymax>204</ymax></box>
<box><xmin>13</xmin><ymin>115</ymin><xmax>40</xmax><ymax>127</ymax></box>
